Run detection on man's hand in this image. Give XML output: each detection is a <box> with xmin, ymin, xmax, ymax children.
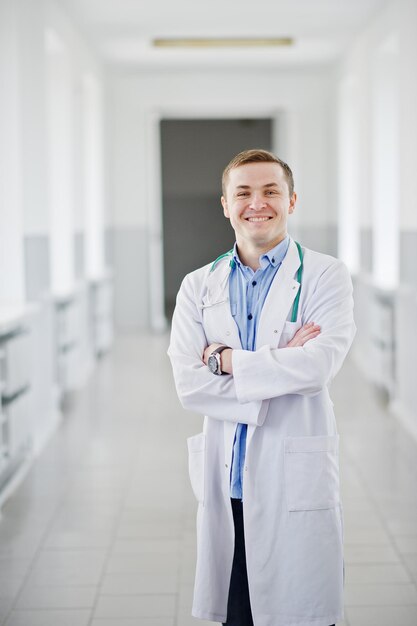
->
<box><xmin>286</xmin><ymin>322</ymin><xmax>321</xmax><ymax>347</ymax></box>
<box><xmin>203</xmin><ymin>324</ymin><xmax>320</xmax><ymax>376</ymax></box>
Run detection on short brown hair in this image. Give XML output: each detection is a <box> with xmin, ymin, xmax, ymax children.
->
<box><xmin>222</xmin><ymin>149</ymin><xmax>294</xmax><ymax>197</ymax></box>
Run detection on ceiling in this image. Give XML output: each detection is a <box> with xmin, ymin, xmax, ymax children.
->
<box><xmin>60</xmin><ymin>0</ymin><xmax>390</xmax><ymax>69</ymax></box>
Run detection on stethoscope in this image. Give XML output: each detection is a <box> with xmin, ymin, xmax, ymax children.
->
<box><xmin>291</xmin><ymin>241</ymin><xmax>304</xmax><ymax>323</ymax></box>
<box><xmin>209</xmin><ymin>240</ymin><xmax>304</xmax><ymax>323</ymax></box>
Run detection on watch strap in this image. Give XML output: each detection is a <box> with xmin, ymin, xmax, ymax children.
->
<box><xmin>211</xmin><ymin>345</ymin><xmax>229</xmax><ymax>356</ymax></box>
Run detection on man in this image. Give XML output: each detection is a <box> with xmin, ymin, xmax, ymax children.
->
<box><xmin>168</xmin><ymin>149</ymin><xmax>356</xmax><ymax>626</ymax></box>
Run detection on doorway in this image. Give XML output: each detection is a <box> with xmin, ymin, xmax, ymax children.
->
<box><xmin>160</xmin><ymin>118</ymin><xmax>272</xmax><ymax>319</ymax></box>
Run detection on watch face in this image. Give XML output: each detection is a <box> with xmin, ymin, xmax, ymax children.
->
<box><xmin>208</xmin><ymin>354</ymin><xmax>219</xmax><ymax>374</ymax></box>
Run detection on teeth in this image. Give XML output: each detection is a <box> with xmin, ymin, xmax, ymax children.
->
<box><xmin>247</xmin><ymin>217</ymin><xmax>270</xmax><ymax>222</ymax></box>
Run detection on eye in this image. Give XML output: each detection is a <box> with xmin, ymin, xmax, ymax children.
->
<box><xmin>266</xmin><ymin>190</ymin><xmax>278</xmax><ymax>195</ymax></box>
<box><xmin>237</xmin><ymin>192</ymin><xmax>249</xmax><ymax>197</ymax></box>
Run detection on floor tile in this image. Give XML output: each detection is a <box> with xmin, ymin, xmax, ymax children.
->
<box><xmin>0</xmin><ymin>598</ymin><xmax>14</xmax><ymax>625</ymax></box>
<box><xmin>101</xmin><ymin>571</ymin><xmax>178</xmax><ymax>594</ymax></box>
<box><xmin>93</xmin><ymin>594</ymin><xmax>177</xmax><ymax>619</ymax></box>
<box><xmin>24</xmin><ymin>563</ymin><xmax>104</xmax><ymax>587</ymax></box>
<box><xmin>15</xmin><ymin>585</ymin><xmax>97</xmax><ymax>609</ymax></box>
<box><xmin>4</xmin><ymin>609</ymin><xmax>91</xmax><ymax>626</ymax></box>
<box><xmin>392</xmin><ymin>534</ymin><xmax>417</xmax><ymax>554</ymax></box>
<box><xmin>177</xmin><ymin>617</ymin><xmax>219</xmax><ymax>626</ymax></box>
<box><xmin>344</xmin><ymin>543</ymin><xmax>401</xmax><ymax>564</ymax></box>
<box><xmin>344</xmin><ymin>563</ymin><xmax>412</xmax><ymax>584</ymax></box>
<box><xmin>42</xmin><ymin>530</ymin><xmax>113</xmax><ymax>549</ymax></box>
<box><xmin>111</xmin><ymin>538</ymin><xmax>180</xmax><ymax>555</ymax></box>
<box><xmin>344</xmin><ymin>582</ymin><xmax>417</xmax><ymax>605</ymax></box>
<box><xmin>401</xmin><ymin>553</ymin><xmax>417</xmax><ymax>580</ymax></box>
<box><xmin>343</xmin><ymin>527</ymin><xmax>391</xmax><ymax>545</ymax></box>
<box><xmin>91</xmin><ymin>617</ymin><xmax>176</xmax><ymax>626</ymax></box>
<box><xmin>105</xmin><ymin>553</ymin><xmax>178</xmax><ymax>575</ymax></box>
<box><xmin>345</xmin><ymin>605</ymin><xmax>417</xmax><ymax>626</ymax></box>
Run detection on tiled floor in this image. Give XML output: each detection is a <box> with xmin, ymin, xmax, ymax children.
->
<box><xmin>0</xmin><ymin>333</ymin><xmax>416</xmax><ymax>626</ymax></box>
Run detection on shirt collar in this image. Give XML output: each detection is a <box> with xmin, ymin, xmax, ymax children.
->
<box><xmin>232</xmin><ymin>235</ymin><xmax>290</xmax><ymax>271</ymax></box>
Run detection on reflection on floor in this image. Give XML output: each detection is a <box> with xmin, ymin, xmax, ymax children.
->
<box><xmin>0</xmin><ymin>334</ymin><xmax>416</xmax><ymax>626</ymax></box>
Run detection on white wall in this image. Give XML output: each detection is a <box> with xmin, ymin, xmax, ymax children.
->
<box><xmin>337</xmin><ymin>0</ymin><xmax>417</xmax><ymax>439</ymax></box>
<box><xmin>0</xmin><ymin>0</ymin><xmax>25</xmax><ymax>303</ymax></box>
<box><xmin>12</xmin><ymin>0</ymin><xmax>108</xmax><ymax>294</ymax></box>
<box><xmin>109</xmin><ymin>67</ymin><xmax>335</xmax><ymax>328</ymax></box>
<box><xmin>110</xmin><ymin>68</ymin><xmax>334</xmax><ymax>229</ymax></box>
<box><xmin>337</xmin><ymin>0</ymin><xmax>417</xmax><ymax>275</ymax></box>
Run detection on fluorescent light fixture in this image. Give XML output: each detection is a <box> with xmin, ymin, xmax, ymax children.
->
<box><xmin>153</xmin><ymin>37</ymin><xmax>294</xmax><ymax>48</ymax></box>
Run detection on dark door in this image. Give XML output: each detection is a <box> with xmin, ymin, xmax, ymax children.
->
<box><xmin>161</xmin><ymin>118</ymin><xmax>272</xmax><ymax>319</ymax></box>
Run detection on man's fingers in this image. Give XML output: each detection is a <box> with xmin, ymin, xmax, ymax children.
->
<box><xmin>293</xmin><ymin>323</ymin><xmax>320</xmax><ymax>339</ymax></box>
<box><xmin>287</xmin><ymin>323</ymin><xmax>321</xmax><ymax>347</ymax></box>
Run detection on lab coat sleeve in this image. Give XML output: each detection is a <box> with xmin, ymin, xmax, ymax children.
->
<box><xmin>167</xmin><ymin>273</ymin><xmax>266</xmax><ymax>426</ymax></box>
<box><xmin>232</xmin><ymin>260</ymin><xmax>356</xmax><ymax>403</ymax></box>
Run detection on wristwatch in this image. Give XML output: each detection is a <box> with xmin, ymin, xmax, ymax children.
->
<box><xmin>207</xmin><ymin>345</ymin><xmax>230</xmax><ymax>376</ymax></box>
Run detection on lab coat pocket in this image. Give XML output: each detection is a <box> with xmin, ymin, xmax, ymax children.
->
<box><xmin>187</xmin><ymin>433</ymin><xmax>206</xmax><ymax>504</ymax></box>
<box><xmin>284</xmin><ymin>435</ymin><xmax>340</xmax><ymax>511</ymax></box>
<box><xmin>278</xmin><ymin>321</ymin><xmax>302</xmax><ymax>348</ymax></box>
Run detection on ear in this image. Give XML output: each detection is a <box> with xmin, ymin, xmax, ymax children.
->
<box><xmin>221</xmin><ymin>195</ymin><xmax>230</xmax><ymax>218</ymax></box>
<box><xmin>288</xmin><ymin>192</ymin><xmax>297</xmax><ymax>214</ymax></box>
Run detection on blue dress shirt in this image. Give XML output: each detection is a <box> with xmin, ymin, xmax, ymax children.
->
<box><xmin>229</xmin><ymin>236</ymin><xmax>290</xmax><ymax>500</ymax></box>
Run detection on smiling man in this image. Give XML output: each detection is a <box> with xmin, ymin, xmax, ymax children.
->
<box><xmin>168</xmin><ymin>149</ymin><xmax>356</xmax><ymax>626</ymax></box>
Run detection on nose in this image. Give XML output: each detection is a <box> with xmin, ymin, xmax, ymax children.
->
<box><xmin>249</xmin><ymin>193</ymin><xmax>266</xmax><ymax>211</ymax></box>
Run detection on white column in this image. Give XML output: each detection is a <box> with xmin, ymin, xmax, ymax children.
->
<box><xmin>337</xmin><ymin>75</ymin><xmax>360</xmax><ymax>274</ymax></box>
<box><xmin>371</xmin><ymin>33</ymin><xmax>400</xmax><ymax>289</ymax></box>
<box><xmin>45</xmin><ymin>29</ymin><xmax>75</xmax><ymax>296</ymax></box>
<box><xmin>273</xmin><ymin>110</ymin><xmax>301</xmax><ymax>237</ymax></box>
<box><xmin>399</xmin><ymin>0</ymin><xmax>417</xmax><ymax>233</ymax></box>
<box><xmin>0</xmin><ymin>0</ymin><xmax>25</xmax><ymax>303</ymax></box>
<box><xmin>82</xmin><ymin>73</ymin><xmax>105</xmax><ymax>279</ymax></box>
<box><xmin>147</xmin><ymin>111</ymin><xmax>167</xmax><ymax>332</ymax></box>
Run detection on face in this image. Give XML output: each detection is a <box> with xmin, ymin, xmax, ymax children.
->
<box><xmin>221</xmin><ymin>161</ymin><xmax>296</xmax><ymax>251</ymax></box>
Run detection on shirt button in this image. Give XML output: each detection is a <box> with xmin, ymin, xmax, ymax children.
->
<box><xmin>271</xmin><ymin>257</ymin><xmax>275</xmax><ymax>263</ymax></box>
<box><xmin>225</xmin><ymin>463</ymin><xmax>228</xmax><ymax>468</ymax></box>
<box><xmin>225</xmin><ymin>330</ymin><xmax>231</xmax><ymax>336</ymax></box>
<box><xmin>245</xmin><ymin>466</ymin><xmax>248</xmax><ymax>471</ymax></box>
<box><xmin>252</xmin><ymin>281</ymin><xmax>257</xmax><ymax>287</ymax></box>
<box><xmin>248</xmin><ymin>314</ymin><xmax>253</xmax><ymax>320</ymax></box>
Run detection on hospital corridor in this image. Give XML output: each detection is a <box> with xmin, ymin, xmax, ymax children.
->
<box><xmin>1</xmin><ymin>0</ymin><xmax>417</xmax><ymax>625</ymax></box>
<box><xmin>0</xmin><ymin>332</ymin><xmax>416</xmax><ymax>626</ymax></box>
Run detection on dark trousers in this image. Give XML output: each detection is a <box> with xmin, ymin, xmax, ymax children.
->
<box><xmin>222</xmin><ymin>498</ymin><xmax>336</xmax><ymax>626</ymax></box>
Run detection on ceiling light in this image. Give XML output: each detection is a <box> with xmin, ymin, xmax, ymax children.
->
<box><xmin>153</xmin><ymin>37</ymin><xmax>294</xmax><ymax>48</ymax></box>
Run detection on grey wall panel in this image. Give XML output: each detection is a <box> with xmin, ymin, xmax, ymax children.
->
<box><xmin>112</xmin><ymin>228</ymin><xmax>149</xmax><ymax>329</ymax></box>
<box><xmin>74</xmin><ymin>232</ymin><xmax>84</xmax><ymax>279</ymax></box>
<box><xmin>105</xmin><ymin>227</ymin><xmax>114</xmax><ymax>267</ymax></box>
<box><xmin>24</xmin><ymin>235</ymin><xmax>50</xmax><ymax>300</ymax></box>
<box><xmin>295</xmin><ymin>225</ymin><xmax>338</xmax><ymax>257</ymax></box>
<box><xmin>360</xmin><ymin>228</ymin><xmax>373</xmax><ymax>273</ymax></box>
<box><xmin>400</xmin><ymin>230</ymin><xmax>417</xmax><ymax>286</ymax></box>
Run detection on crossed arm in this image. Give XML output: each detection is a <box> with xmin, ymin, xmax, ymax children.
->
<box><xmin>202</xmin><ymin>322</ymin><xmax>322</xmax><ymax>374</ymax></box>
<box><xmin>168</xmin><ymin>260</ymin><xmax>355</xmax><ymax>425</ymax></box>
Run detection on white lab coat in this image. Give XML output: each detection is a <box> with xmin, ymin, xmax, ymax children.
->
<box><xmin>168</xmin><ymin>238</ymin><xmax>356</xmax><ymax>626</ymax></box>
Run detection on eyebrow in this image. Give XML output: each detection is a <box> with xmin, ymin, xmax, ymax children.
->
<box><xmin>235</xmin><ymin>182</ymin><xmax>280</xmax><ymax>190</ymax></box>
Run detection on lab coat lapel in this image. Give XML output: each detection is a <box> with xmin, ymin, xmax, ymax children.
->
<box><xmin>256</xmin><ymin>237</ymin><xmax>301</xmax><ymax>350</ymax></box>
<box><xmin>246</xmin><ymin>238</ymin><xmax>301</xmax><ymax>449</ymax></box>
<box><xmin>205</xmin><ymin>259</ymin><xmax>242</xmax><ymax>468</ymax></box>
<box><xmin>204</xmin><ymin>258</ymin><xmax>241</xmax><ymax>350</ymax></box>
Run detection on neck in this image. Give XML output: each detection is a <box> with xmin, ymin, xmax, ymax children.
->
<box><xmin>236</xmin><ymin>234</ymin><xmax>287</xmax><ymax>271</ymax></box>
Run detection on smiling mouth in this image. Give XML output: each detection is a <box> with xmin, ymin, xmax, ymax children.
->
<box><xmin>245</xmin><ymin>216</ymin><xmax>272</xmax><ymax>222</ymax></box>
